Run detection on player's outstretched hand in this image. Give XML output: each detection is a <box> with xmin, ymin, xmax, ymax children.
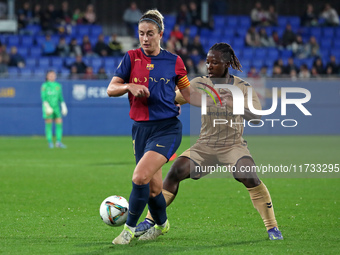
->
<box><xmin>128</xmin><ymin>84</ymin><xmax>150</xmax><ymax>98</ymax></box>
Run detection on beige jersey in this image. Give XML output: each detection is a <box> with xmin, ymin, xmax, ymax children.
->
<box><xmin>175</xmin><ymin>75</ymin><xmax>262</xmax><ymax>147</ymax></box>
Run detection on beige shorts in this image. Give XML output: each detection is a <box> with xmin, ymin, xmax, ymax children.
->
<box><xmin>179</xmin><ymin>141</ymin><xmax>253</xmax><ymax>167</ymax></box>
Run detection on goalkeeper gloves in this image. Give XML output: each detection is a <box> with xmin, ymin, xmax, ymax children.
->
<box><xmin>43</xmin><ymin>101</ymin><xmax>53</xmax><ymax>115</ymax></box>
<box><xmin>61</xmin><ymin>102</ymin><xmax>68</xmax><ymax>116</ymax></box>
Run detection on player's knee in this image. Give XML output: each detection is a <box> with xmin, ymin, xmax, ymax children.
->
<box><xmin>132</xmin><ymin>173</ymin><xmax>149</xmax><ymax>185</ymax></box>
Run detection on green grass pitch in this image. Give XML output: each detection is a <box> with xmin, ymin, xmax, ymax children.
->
<box><xmin>0</xmin><ymin>136</ymin><xmax>339</xmax><ymax>254</ymax></box>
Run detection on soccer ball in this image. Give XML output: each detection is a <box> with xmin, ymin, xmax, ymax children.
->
<box><xmin>99</xmin><ymin>195</ymin><xmax>129</xmax><ymax>227</ymax></box>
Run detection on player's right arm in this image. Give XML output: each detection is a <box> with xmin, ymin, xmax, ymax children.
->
<box><xmin>107</xmin><ymin>76</ymin><xmax>150</xmax><ymax>98</ymax></box>
<box><xmin>107</xmin><ymin>51</ymin><xmax>149</xmax><ymax>98</ymax></box>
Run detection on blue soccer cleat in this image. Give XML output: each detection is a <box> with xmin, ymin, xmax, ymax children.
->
<box><xmin>55</xmin><ymin>142</ymin><xmax>67</xmax><ymax>148</ymax></box>
<box><xmin>268</xmin><ymin>227</ymin><xmax>283</xmax><ymax>240</ymax></box>
<box><xmin>135</xmin><ymin>219</ymin><xmax>155</xmax><ymax>237</ymax></box>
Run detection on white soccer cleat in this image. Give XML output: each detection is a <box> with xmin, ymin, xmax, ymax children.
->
<box><xmin>112</xmin><ymin>225</ymin><xmax>135</xmax><ymax>245</ymax></box>
<box><xmin>138</xmin><ymin>219</ymin><xmax>170</xmax><ymax>241</ymax></box>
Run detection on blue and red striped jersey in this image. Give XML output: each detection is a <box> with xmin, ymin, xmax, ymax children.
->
<box><xmin>114</xmin><ymin>48</ymin><xmax>189</xmax><ymax>121</ymax></box>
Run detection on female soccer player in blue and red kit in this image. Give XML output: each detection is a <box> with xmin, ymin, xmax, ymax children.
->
<box><xmin>107</xmin><ymin>9</ymin><xmax>192</xmax><ymax>244</ymax></box>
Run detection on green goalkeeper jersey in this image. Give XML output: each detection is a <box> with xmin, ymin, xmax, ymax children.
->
<box><xmin>41</xmin><ymin>81</ymin><xmax>64</xmax><ymax>109</ymax></box>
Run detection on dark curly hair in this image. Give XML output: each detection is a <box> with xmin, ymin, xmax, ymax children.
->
<box><xmin>209</xmin><ymin>43</ymin><xmax>242</xmax><ymax>72</ymax></box>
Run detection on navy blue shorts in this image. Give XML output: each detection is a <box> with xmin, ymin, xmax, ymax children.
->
<box><xmin>132</xmin><ymin>117</ymin><xmax>182</xmax><ymax>164</ymax></box>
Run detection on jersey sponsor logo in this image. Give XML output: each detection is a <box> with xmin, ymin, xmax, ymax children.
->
<box><xmin>132</xmin><ymin>77</ymin><xmax>170</xmax><ymax>84</ymax></box>
<box><xmin>146</xmin><ymin>64</ymin><xmax>154</xmax><ymax>70</ymax></box>
<box><xmin>135</xmin><ymin>59</ymin><xmax>141</xmax><ymax>61</ymax></box>
<box><xmin>156</xmin><ymin>144</ymin><xmax>165</xmax><ymax>147</ymax></box>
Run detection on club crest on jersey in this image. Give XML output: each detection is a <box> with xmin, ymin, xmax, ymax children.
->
<box><xmin>146</xmin><ymin>64</ymin><xmax>154</xmax><ymax>70</ymax></box>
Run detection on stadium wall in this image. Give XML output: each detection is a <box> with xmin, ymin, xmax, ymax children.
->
<box><xmin>0</xmin><ymin>79</ymin><xmax>339</xmax><ymax>136</ymax></box>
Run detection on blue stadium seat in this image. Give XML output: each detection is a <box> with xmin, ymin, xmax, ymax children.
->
<box><xmin>50</xmin><ymin>35</ymin><xmax>60</xmax><ymax>45</ymax></box>
<box><xmin>163</xmin><ymin>15</ymin><xmax>176</xmax><ymax>28</ymax></box>
<box><xmin>0</xmin><ymin>35</ymin><xmax>5</xmax><ymax>44</ymax></box>
<box><xmin>8</xmin><ymin>67</ymin><xmax>19</xmax><ymax>77</ymax></box>
<box><xmin>37</xmin><ymin>57</ymin><xmax>50</xmax><ymax>68</ymax></box>
<box><xmin>25</xmin><ymin>57</ymin><xmax>36</xmax><ymax>68</ymax></box>
<box><xmin>320</xmin><ymin>48</ymin><xmax>329</xmax><ymax>58</ymax></box>
<box><xmin>254</xmin><ymin>48</ymin><xmax>267</xmax><ymax>59</ymax></box>
<box><xmin>200</xmin><ymin>28</ymin><xmax>211</xmax><ymax>38</ymax></box>
<box><xmin>82</xmin><ymin>56</ymin><xmax>91</xmax><ymax>66</ymax></box>
<box><xmin>235</xmin><ymin>27</ymin><xmax>247</xmax><ymax>37</ymax></box>
<box><xmin>77</xmin><ymin>25</ymin><xmax>91</xmax><ymax>37</ymax></box>
<box><xmin>280</xmin><ymin>49</ymin><xmax>292</xmax><ymax>58</ymax></box>
<box><xmin>264</xmin><ymin>59</ymin><xmax>274</xmax><ymax>67</ymax></box>
<box><xmin>223</xmin><ymin>28</ymin><xmax>234</xmax><ymax>38</ymax></box>
<box><xmin>34</xmin><ymin>68</ymin><xmax>48</xmax><ymax>77</ymax></box>
<box><xmin>287</xmin><ymin>16</ymin><xmax>300</xmax><ymax>27</ymax></box>
<box><xmin>332</xmin><ymin>49</ymin><xmax>340</xmax><ymax>59</ymax></box>
<box><xmin>265</xmin><ymin>27</ymin><xmax>274</xmax><ymax>36</ymax></box>
<box><xmin>7</xmin><ymin>36</ymin><xmax>20</xmax><ymax>46</ymax></box>
<box><xmin>310</xmin><ymin>27</ymin><xmax>322</xmax><ymax>38</ymax></box>
<box><xmin>278</xmin><ymin>16</ymin><xmax>288</xmax><ymax>27</ymax></box>
<box><xmin>333</xmin><ymin>40</ymin><xmax>340</xmax><ymax>49</ymax></box>
<box><xmin>241</xmin><ymin>59</ymin><xmax>251</xmax><ymax>69</ymax></box>
<box><xmin>89</xmin><ymin>37</ymin><xmax>98</xmax><ymax>46</ymax></box>
<box><xmin>233</xmin><ymin>48</ymin><xmax>242</xmax><ymax>58</ymax></box>
<box><xmin>323</xmin><ymin>27</ymin><xmax>334</xmax><ymax>38</ymax></box>
<box><xmin>59</xmin><ymin>68</ymin><xmax>70</xmax><ymax>78</ymax></box>
<box><xmin>212</xmin><ymin>28</ymin><xmax>223</xmax><ymax>37</ymax></box>
<box><xmin>220</xmin><ymin>36</ymin><xmax>233</xmax><ymax>44</ymax></box>
<box><xmin>51</xmin><ymin>57</ymin><xmax>64</xmax><ymax>69</ymax></box>
<box><xmin>213</xmin><ymin>15</ymin><xmax>225</xmax><ymax>28</ymax></box>
<box><xmin>25</xmin><ymin>24</ymin><xmax>41</xmax><ymax>35</ymax></box>
<box><xmin>233</xmin><ymin>37</ymin><xmax>245</xmax><ymax>47</ymax></box>
<box><xmin>104</xmin><ymin>57</ymin><xmax>116</xmax><ymax>69</ymax></box>
<box><xmin>276</xmin><ymin>27</ymin><xmax>285</xmax><ymax>38</ymax></box>
<box><xmin>208</xmin><ymin>37</ymin><xmax>219</xmax><ymax>46</ymax></box>
<box><xmin>203</xmin><ymin>44</ymin><xmax>210</xmax><ymax>54</ymax></box>
<box><xmin>91</xmin><ymin>58</ymin><xmax>104</xmax><ymax>69</ymax></box>
<box><xmin>29</xmin><ymin>47</ymin><xmax>42</xmax><ymax>57</ymax></box>
<box><xmin>90</xmin><ymin>25</ymin><xmax>103</xmax><ymax>37</ymax></box>
<box><xmin>20</xmin><ymin>68</ymin><xmax>32</xmax><ymax>78</ymax></box>
<box><xmin>17</xmin><ymin>48</ymin><xmax>28</xmax><ymax>57</ymax></box>
<box><xmin>238</xmin><ymin>16</ymin><xmax>251</xmax><ymax>28</ymax></box>
<box><xmin>242</xmin><ymin>48</ymin><xmax>254</xmax><ymax>59</ymax></box>
<box><xmin>226</xmin><ymin>16</ymin><xmax>238</xmax><ymax>26</ymax></box>
<box><xmin>21</xmin><ymin>36</ymin><xmax>34</xmax><ymax>47</ymax></box>
<box><xmin>35</xmin><ymin>35</ymin><xmax>47</xmax><ymax>46</ymax></box>
<box><xmin>65</xmin><ymin>57</ymin><xmax>75</xmax><ymax>67</ymax></box>
<box><xmin>335</xmin><ymin>27</ymin><xmax>340</xmax><ymax>37</ymax></box>
<box><xmin>189</xmin><ymin>26</ymin><xmax>198</xmax><ymax>38</ymax></box>
<box><xmin>320</xmin><ymin>38</ymin><xmax>333</xmax><ymax>48</ymax></box>
<box><xmin>252</xmin><ymin>59</ymin><xmax>264</xmax><ymax>69</ymax></box>
<box><xmin>300</xmin><ymin>58</ymin><xmax>314</xmax><ymax>69</ymax></box>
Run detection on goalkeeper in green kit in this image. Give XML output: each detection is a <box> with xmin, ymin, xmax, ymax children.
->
<box><xmin>41</xmin><ymin>70</ymin><xmax>68</xmax><ymax>148</ymax></box>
